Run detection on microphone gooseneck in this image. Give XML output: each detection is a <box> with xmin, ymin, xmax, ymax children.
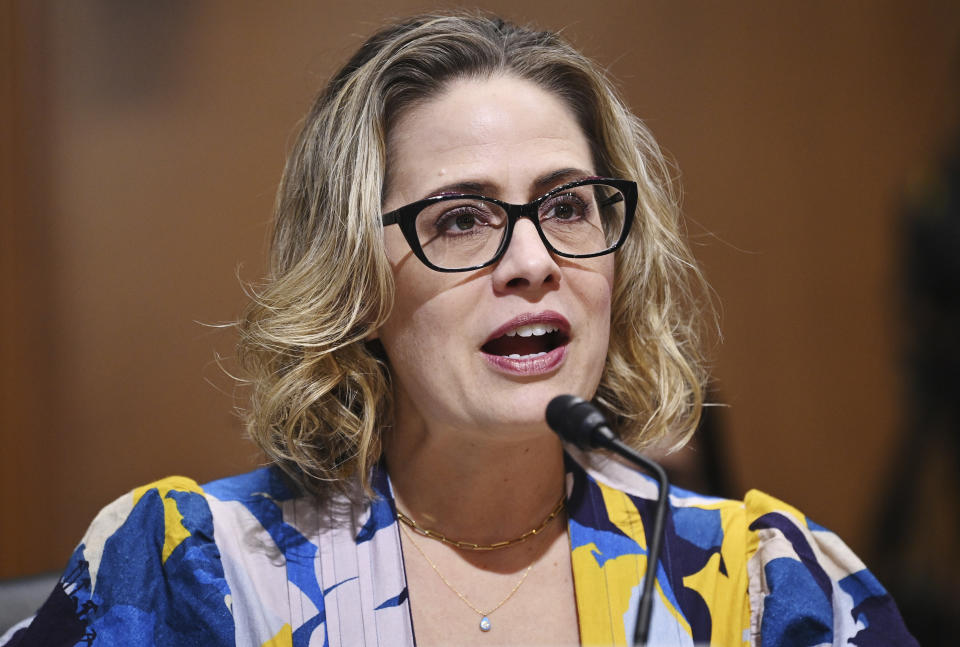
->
<box><xmin>546</xmin><ymin>395</ymin><xmax>670</xmax><ymax>647</ymax></box>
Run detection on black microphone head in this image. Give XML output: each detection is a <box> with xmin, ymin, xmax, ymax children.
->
<box><xmin>546</xmin><ymin>394</ymin><xmax>611</xmax><ymax>450</ymax></box>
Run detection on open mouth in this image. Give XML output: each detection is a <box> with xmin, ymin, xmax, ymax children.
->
<box><xmin>481</xmin><ymin>323</ymin><xmax>569</xmax><ymax>359</ymax></box>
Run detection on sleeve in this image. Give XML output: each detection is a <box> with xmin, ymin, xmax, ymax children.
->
<box><xmin>743</xmin><ymin>489</ymin><xmax>917</xmax><ymax>647</ymax></box>
<box><xmin>2</xmin><ymin>476</ymin><xmax>235</xmax><ymax>647</ymax></box>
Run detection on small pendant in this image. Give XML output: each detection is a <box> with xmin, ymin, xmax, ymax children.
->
<box><xmin>479</xmin><ymin>616</ymin><xmax>491</xmax><ymax>632</ymax></box>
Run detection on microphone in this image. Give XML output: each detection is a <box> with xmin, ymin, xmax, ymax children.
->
<box><xmin>546</xmin><ymin>395</ymin><xmax>669</xmax><ymax>647</ymax></box>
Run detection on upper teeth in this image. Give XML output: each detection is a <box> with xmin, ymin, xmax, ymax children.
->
<box><xmin>505</xmin><ymin>324</ymin><xmax>558</xmax><ymax>338</ymax></box>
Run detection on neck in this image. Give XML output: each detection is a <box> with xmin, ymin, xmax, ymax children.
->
<box><xmin>383</xmin><ymin>421</ymin><xmax>567</xmax><ymax>546</ymax></box>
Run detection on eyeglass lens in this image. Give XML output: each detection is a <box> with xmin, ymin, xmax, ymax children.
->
<box><xmin>413</xmin><ymin>182</ymin><xmax>627</xmax><ymax>270</ymax></box>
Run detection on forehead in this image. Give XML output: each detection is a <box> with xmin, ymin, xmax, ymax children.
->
<box><xmin>384</xmin><ymin>74</ymin><xmax>594</xmax><ymax>208</ymax></box>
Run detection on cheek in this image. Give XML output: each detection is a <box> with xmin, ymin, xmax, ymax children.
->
<box><xmin>376</xmin><ymin>277</ymin><xmax>473</xmax><ymax>423</ymax></box>
<box><xmin>577</xmin><ymin>259</ymin><xmax>615</xmax><ymax>364</ymax></box>
<box><xmin>376</xmin><ymin>255</ymin><xmax>463</xmax><ymax>366</ymax></box>
<box><xmin>578</xmin><ymin>256</ymin><xmax>615</xmax><ymax>317</ymax></box>
<box><xmin>376</xmin><ymin>295</ymin><xmax>437</xmax><ymax>404</ymax></box>
<box><xmin>380</xmin><ymin>229</ymin><xmax>431</xmax><ymax>342</ymax></box>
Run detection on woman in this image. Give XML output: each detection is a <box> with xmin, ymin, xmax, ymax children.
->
<box><xmin>3</xmin><ymin>13</ymin><xmax>915</xmax><ymax>647</ymax></box>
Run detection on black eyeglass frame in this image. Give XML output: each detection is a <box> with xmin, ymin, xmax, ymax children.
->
<box><xmin>380</xmin><ymin>177</ymin><xmax>638</xmax><ymax>273</ymax></box>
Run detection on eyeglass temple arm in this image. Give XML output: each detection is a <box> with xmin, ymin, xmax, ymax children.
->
<box><xmin>599</xmin><ymin>194</ymin><xmax>624</xmax><ymax>209</ymax></box>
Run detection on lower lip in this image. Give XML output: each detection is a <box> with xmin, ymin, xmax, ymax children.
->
<box><xmin>481</xmin><ymin>344</ymin><xmax>567</xmax><ymax>376</ymax></box>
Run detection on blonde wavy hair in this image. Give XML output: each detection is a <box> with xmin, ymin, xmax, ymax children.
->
<box><xmin>237</xmin><ymin>13</ymin><xmax>710</xmax><ymax>498</ymax></box>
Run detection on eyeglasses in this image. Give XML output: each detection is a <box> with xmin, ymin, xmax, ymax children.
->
<box><xmin>380</xmin><ymin>178</ymin><xmax>637</xmax><ymax>272</ymax></box>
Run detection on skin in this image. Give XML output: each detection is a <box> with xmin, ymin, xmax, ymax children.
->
<box><xmin>378</xmin><ymin>74</ymin><xmax>614</xmax><ymax>646</ymax></box>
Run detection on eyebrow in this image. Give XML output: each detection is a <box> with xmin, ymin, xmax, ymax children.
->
<box><xmin>422</xmin><ymin>167</ymin><xmax>595</xmax><ymax>200</ymax></box>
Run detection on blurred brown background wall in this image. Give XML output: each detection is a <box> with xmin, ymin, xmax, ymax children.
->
<box><xmin>3</xmin><ymin>0</ymin><xmax>958</xmax><ymax>585</ymax></box>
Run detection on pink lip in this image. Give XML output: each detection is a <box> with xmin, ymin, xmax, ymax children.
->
<box><xmin>481</xmin><ymin>311</ymin><xmax>570</xmax><ymax>377</ymax></box>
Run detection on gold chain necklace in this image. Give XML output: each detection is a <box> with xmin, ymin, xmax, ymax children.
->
<box><xmin>400</xmin><ymin>523</ymin><xmax>534</xmax><ymax>632</ymax></box>
<box><xmin>395</xmin><ymin>495</ymin><xmax>565</xmax><ymax>551</ymax></box>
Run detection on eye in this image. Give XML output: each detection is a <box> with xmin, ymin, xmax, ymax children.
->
<box><xmin>454</xmin><ymin>212</ymin><xmax>477</xmax><ymax>231</ymax></box>
<box><xmin>541</xmin><ymin>192</ymin><xmax>589</xmax><ymax>222</ymax></box>
<box><xmin>434</xmin><ymin>206</ymin><xmax>491</xmax><ymax>234</ymax></box>
<box><xmin>552</xmin><ymin>201</ymin><xmax>577</xmax><ymax>220</ymax></box>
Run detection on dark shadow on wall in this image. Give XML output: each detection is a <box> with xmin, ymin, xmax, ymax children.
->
<box><xmin>655</xmin><ymin>393</ymin><xmax>737</xmax><ymax>500</ymax></box>
<box><xmin>872</xmin><ymin>127</ymin><xmax>960</xmax><ymax>645</ymax></box>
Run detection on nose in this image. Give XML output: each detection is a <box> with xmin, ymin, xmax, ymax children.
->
<box><xmin>491</xmin><ymin>218</ymin><xmax>561</xmax><ymax>293</ymax></box>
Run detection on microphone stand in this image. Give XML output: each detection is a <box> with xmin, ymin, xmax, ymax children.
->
<box><xmin>546</xmin><ymin>395</ymin><xmax>670</xmax><ymax>647</ymax></box>
<box><xmin>600</xmin><ymin>436</ymin><xmax>669</xmax><ymax>647</ymax></box>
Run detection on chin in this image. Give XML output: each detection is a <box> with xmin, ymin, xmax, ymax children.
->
<box><xmin>478</xmin><ymin>383</ymin><xmax>593</xmax><ymax>435</ymax></box>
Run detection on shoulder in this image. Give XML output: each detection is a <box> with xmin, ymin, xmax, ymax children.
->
<box><xmin>73</xmin><ymin>474</ymin><xmax>224</xmax><ymax>605</ymax></box>
<box><xmin>741</xmin><ymin>489</ymin><xmax>917</xmax><ymax>647</ymax></box>
<box><xmin>84</xmin><ymin>468</ymin><xmax>292</xmax><ymax>571</ymax></box>
<box><xmin>3</xmin><ymin>473</ymin><xmax>265</xmax><ymax>647</ymax></box>
<box><xmin>564</xmin><ymin>449</ymin><xmax>916</xmax><ymax>646</ymax></box>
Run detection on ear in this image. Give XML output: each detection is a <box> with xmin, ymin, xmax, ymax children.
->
<box><xmin>366</xmin><ymin>329</ymin><xmax>380</xmax><ymax>341</ymax></box>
